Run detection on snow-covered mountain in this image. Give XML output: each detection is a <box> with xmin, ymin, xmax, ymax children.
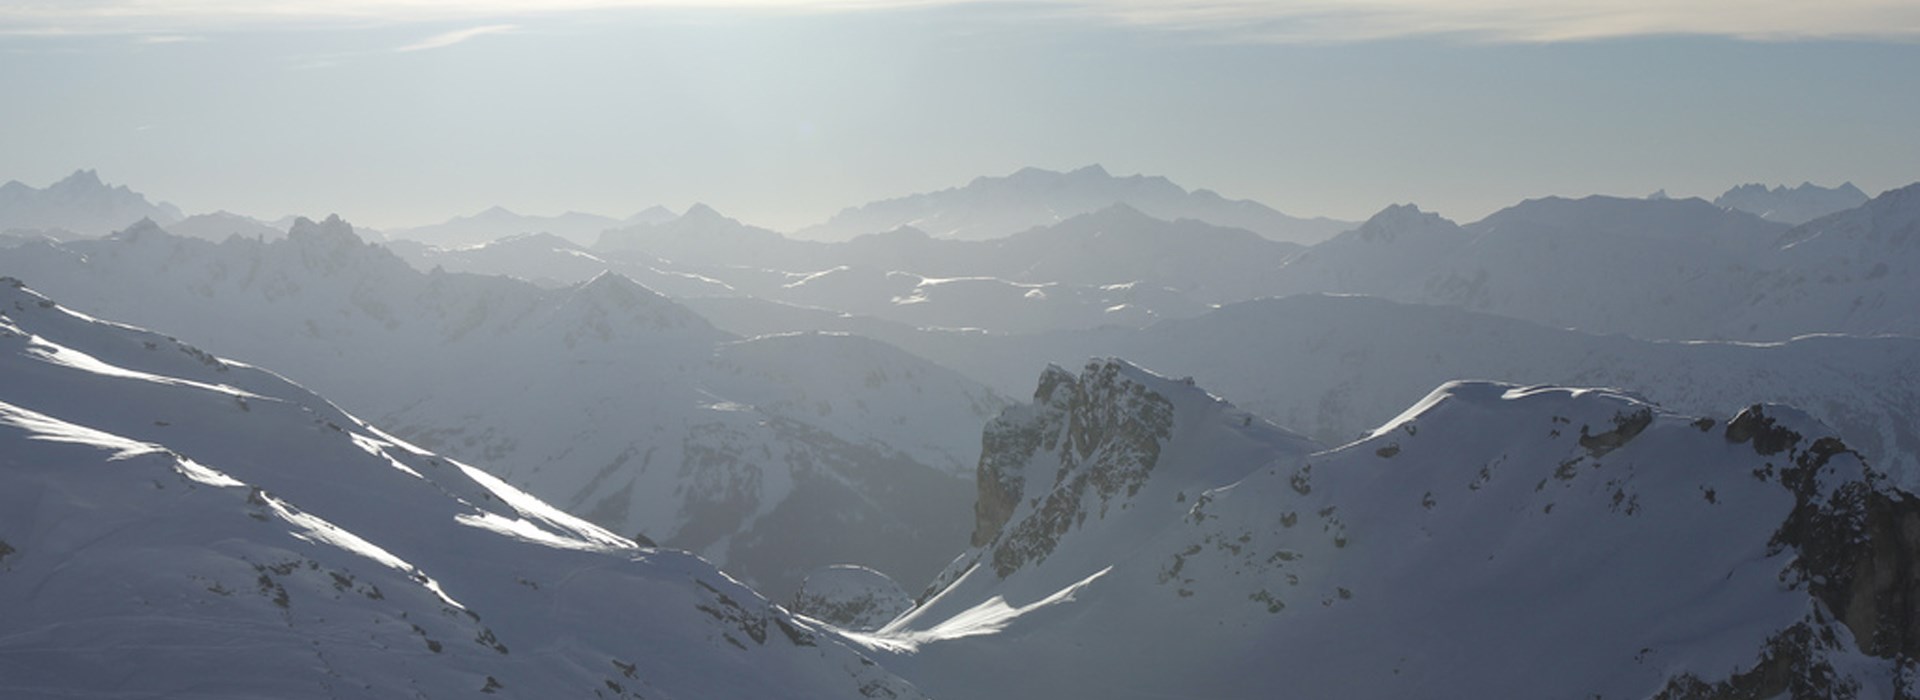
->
<box><xmin>0</xmin><ymin>217</ymin><xmax>1008</xmax><ymax>597</ymax></box>
<box><xmin>693</xmin><ymin>291</ymin><xmax>1920</xmax><ymax>487</ymax></box>
<box><xmin>582</xmin><ymin>203</ymin><xmax>1300</xmax><ymax>332</ymax></box>
<box><xmin>859</xmin><ymin>359</ymin><xmax>1920</xmax><ymax>699</ymax></box>
<box><xmin>164</xmin><ymin>210</ymin><xmax>287</xmax><ymax>242</ymax></box>
<box><xmin>795</xmin><ymin>164</ymin><xmax>1352</xmax><ymax>244</ymax></box>
<box><xmin>595</xmin><ymin>203</ymin><xmax>791</xmax><ymax>265</ymax></box>
<box><xmin>386</xmin><ymin>205</ymin><xmax>672</xmax><ymax>248</ymax></box>
<box><xmin>1730</xmin><ymin>182</ymin><xmax>1920</xmax><ymax>339</ymax></box>
<box><xmin>1716</xmin><ymin>181</ymin><xmax>1870</xmax><ymax>225</ymax></box>
<box><xmin>1269</xmin><ymin>194</ymin><xmax>1791</xmax><ymax>340</ymax></box>
<box><xmin>1260</xmin><ymin>186</ymin><xmax>1920</xmax><ymax>341</ymax></box>
<box><xmin>0</xmin><ymin>169</ymin><xmax>182</xmax><ymax>238</ymax></box>
<box><xmin>0</xmin><ymin>277</ymin><xmax>923</xmax><ymax>698</ymax></box>
<box><xmin>386</xmin><ymin>232</ymin><xmax>734</xmax><ymax>296</ymax></box>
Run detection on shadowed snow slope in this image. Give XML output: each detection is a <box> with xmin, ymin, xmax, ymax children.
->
<box><xmin>858</xmin><ymin>359</ymin><xmax>1920</xmax><ymax>699</ymax></box>
<box><xmin>817</xmin><ymin>294</ymin><xmax>1920</xmax><ymax>488</ymax></box>
<box><xmin>0</xmin><ymin>278</ymin><xmax>923</xmax><ymax>699</ymax></box>
<box><xmin>0</xmin><ymin>219</ymin><xmax>1006</xmax><ymax>598</ymax></box>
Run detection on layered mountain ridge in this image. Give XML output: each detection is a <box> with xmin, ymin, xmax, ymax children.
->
<box><xmin>0</xmin><ymin>218</ymin><xmax>1006</xmax><ymax>597</ymax></box>
<box><xmin>795</xmin><ymin>164</ymin><xmax>1353</xmax><ymax>244</ymax></box>
<box><xmin>0</xmin><ymin>169</ymin><xmax>183</xmax><ymax>238</ymax></box>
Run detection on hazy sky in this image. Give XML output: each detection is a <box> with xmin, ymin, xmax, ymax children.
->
<box><xmin>2</xmin><ymin>1</ymin><xmax>1917</xmax><ymax>230</ymax></box>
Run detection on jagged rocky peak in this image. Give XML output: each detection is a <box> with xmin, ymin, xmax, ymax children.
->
<box><xmin>286</xmin><ymin>213</ymin><xmax>360</xmax><ymax>245</ymax></box>
<box><xmin>972</xmin><ymin>360</ymin><xmax>1177</xmax><ymax>551</ymax></box>
<box><xmin>966</xmin><ymin>359</ymin><xmax>1314</xmax><ymax>581</ymax></box>
<box><xmin>790</xmin><ymin>565</ymin><xmax>913</xmax><ymax>632</ymax></box>
<box><xmin>50</xmin><ymin>168</ymin><xmax>107</xmax><ymax>191</ymax></box>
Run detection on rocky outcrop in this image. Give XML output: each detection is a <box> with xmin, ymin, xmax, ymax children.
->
<box><xmin>790</xmin><ymin>565</ymin><xmax>913</xmax><ymax>631</ymax></box>
<box><xmin>971</xmin><ymin>361</ymin><xmax>1174</xmax><ymax>577</ymax></box>
<box><xmin>1726</xmin><ymin>404</ymin><xmax>1920</xmax><ymax>661</ymax></box>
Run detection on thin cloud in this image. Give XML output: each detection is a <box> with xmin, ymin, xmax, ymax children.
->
<box><xmin>394</xmin><ymin>23</ymin><xmax>517</xmax><ymax>52</ymax></box>
<box><xmin>0</xmin><ymin>1</ymin><xmax>1917</xmax><ymax>43</ymax></box>
<box><xmin>1068</xmin><ymin>0</ymin><xmax>1920</xmax><ymax>43</ymax></box>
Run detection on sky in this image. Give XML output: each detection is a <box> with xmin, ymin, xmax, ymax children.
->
<box><xmin>1</xmin><ymin>1</ymin><xmax>1917</xmax><ymax>230</ymax></box>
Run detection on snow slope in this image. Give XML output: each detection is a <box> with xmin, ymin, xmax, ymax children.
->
<box><xmin>0</xmin><ymin>218</ymin><xmax>1005</xmax><ymax>597</ymax></box>
<box><xmin>1731</xmin><ymin>182</ymin><xmax>1920</xmax><ymax>339</ymax></box>
<box><xmin>862</xmin><ymin>359</ymin><xmax>1920</xmax><ymax>699</ymax></box>
<box><xmin>0</xmin><ymin>277</ymin><xmax>923</xmax><ymax>699</ymax></box>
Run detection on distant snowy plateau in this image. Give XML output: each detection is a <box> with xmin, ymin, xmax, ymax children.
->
<box><xmin>4</xmin><ymin>166</ymin><xmax>1920</xmax><ymax>697</ymax></box>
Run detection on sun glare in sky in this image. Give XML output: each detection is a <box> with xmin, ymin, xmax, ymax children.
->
<box><xmin>1</xmin><ymin>0</ymin><xmax>1915</xmax><ymax>229</ymax></box>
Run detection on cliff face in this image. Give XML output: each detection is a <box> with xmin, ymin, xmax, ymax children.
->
<box><xmin>971</xmin><ymin>362</ymin><xmax>1175</xmax><ymax>574</ymax></box>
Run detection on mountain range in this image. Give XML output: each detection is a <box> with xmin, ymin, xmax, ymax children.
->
<box><xmin>5</xmin><ymin>163</ymin><xmax>1918</xmax><ymax>697</ymax></box>
<box><xmin>0</xmin><ymin>217</ymin><xmax>1006</xmax><ymax>598</ymax></box>
<box><xmin>858</xmin><ymin>359</ymin><xmax>1920</xmax><ymax>698</ymax></box>
<box><xmin>794</xmin><ymin>164</ymin><xmax>1355</xmax><ymax>244</ymax></box>
<box><xmin>0</xmin><ymin>169</ymin><xmax>183</xmax><ymax>238</ymax></box>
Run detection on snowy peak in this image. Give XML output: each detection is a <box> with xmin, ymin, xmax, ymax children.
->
<box><xmin>679</xmin><ymin>201</ymin><xmax>727</xmax><ymax>223</ymax></box>
<box><xmin>880</xmin><ymin>370</ymin><xmax>1920</xmax><ymax>698</ymax></box>
<box><xmin>1716</xmin><ymin>181</ymin><xmax>1870</xmax><ymax>224</ymax></box>
<box><xmin>551</xmin><ymin>270</ymin><xmax>720</xmax><ymax>342</ymax></box>
<box><xmin>1353</xmin><ymin>202</ymin><xmax>1460</xmax><ymax>242</ymax></box>
<box><xmin>106</xmin><ymin>216</ymin><xmax>168</xmax><ymax>241</ymax></box>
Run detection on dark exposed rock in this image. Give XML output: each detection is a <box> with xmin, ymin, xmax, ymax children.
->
<box><xmin>1579</xmin><ymin>407</ymin><xmax>1652</xmax><ymax>457</ymax></box>
<box><xmin>974</xmin><ymin>361</ymin><xmax>1174</xmax><ymax>577</ymax></box>
<box><xmin>1652</xmin><ymin>622</ymin><xmax>1859</xmax><ymax>699</ymax></box>
<box><xmin>1726</xmin><ymin>404</ymin><xmax>1803</xmax><ymax>456</ymax></box>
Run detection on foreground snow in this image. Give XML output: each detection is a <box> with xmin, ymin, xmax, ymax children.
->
<box><xmin>0</xmin><ymin>278</ymin><xmax>922</xmax><ymax>698</ymax></box>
